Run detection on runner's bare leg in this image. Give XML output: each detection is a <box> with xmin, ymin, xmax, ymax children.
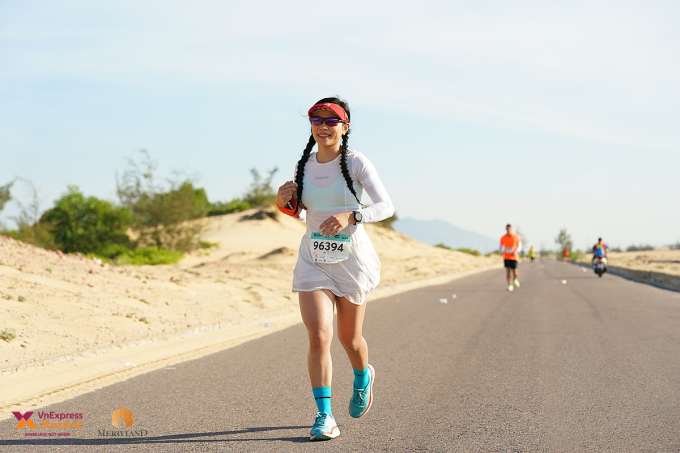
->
<box><xmin>299</xmin><ymin>290</ymin><xmax>336</xmax><ymax>388</ymax></box>
<box><xmin>336</xmin><ymin>296</ymin><xmax>368</xmax><ymax>371</ymax></box>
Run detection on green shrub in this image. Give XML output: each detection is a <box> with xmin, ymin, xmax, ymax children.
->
<box><xmin>626</xmin><ymin>244</ymin><xmax>655</xmax><ymax>252</ymax></box>
<box><xmin>5</xmin><ymin>221</ymin><xmax>57</xmax><ymax>250</ymax></box>
<box><xmin>455</xmin><ymin>248</ymin><xmax>480</xmax><ymax>256</ymax></box>
<box><xmin>1</xmin><ymin>179</ymin><xmax>59</xmax><ymax>250</ymax></box>
<box><xmin>42</xmin><ymin>186</ymin><xmax>132</xmax><ymax>255</ymax></box>
<box><xmin>207</xmin><ymin>199</ymin><xmax>252</xmax><ymax>216</ymax></box>
<box><xmin>116</xmin><ymin>151</ymin><xmax>209</xmax><ymax>252</ymax></box>
<box><xmin>435</xmin><ymin>243</ymin><xmax>452</xmax><ymax>250</ymax></box>
<box><xmin>85</xmin><ymin>253</ymin><xmax>110</xmax><ymax>263</ymax></box>
<box><xmin>99</xmin><ymin>243</ymin><xmax>132</xmax><ymax>259</ymax></box>
<box><xmin>0</xmin><ymin>330</ymin><xmax>16</xmax><ymax>342</ymax></box>
<box><xmin>242</xmin><ymin>167</ymin><xmax>278</xmax><ymax>207</ymax></box>
<box><xmin>114</xmin><ymin>247</ymin><xmax>183</xmax><ymax>265</ymax></box>
<box><xmin>555</xmin><ymin>228</ymin><xmax>574</xmax><ymax>251</ymax></box>
<box><xmin>485</xmin><ymin>250</ymin><xmax>501</xmax><ymax>257</ymax></box>
<box><xmin>0</xmin><ymin>180</ymin><xmax>12</xmax><ymax>213</ymax></box>
<box><xmin>569</xmin><ymin>250</ymin><xmax>585</xmax><ymax>261</ymax></box>
<box><xmin>208</xmin><ymin>166</ymin><xmax>280</xmax><ymax>217</ymax></box>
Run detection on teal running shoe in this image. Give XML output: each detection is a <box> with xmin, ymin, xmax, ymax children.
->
<box><xmin>309</xmin><ymin>412</ymin><xmax>339</xmax><ymax>441</ymax></box>
<box><xmin>349</xmin><ymin>364</ymin><xmax>375</xmax><ymax>418</ymax></box>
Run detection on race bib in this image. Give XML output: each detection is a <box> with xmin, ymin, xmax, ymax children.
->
<box><xmin>310</xmin><ymin>232</ymin><xmax>351</xmax><ymax>264</ymax></box>
<box><xmin>505</xmin><ymin>247</ymin><xmax>515</xmax><ymax>254</ymax></box>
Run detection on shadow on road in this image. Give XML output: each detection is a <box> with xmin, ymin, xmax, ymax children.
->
<box><xmin>0</xmin><ymin>425</ymin><xmax>309</xmax><ymax>446</ymax></box>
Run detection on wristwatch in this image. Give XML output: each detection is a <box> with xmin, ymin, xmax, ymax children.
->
<box><xmin>353</xmin><ymin>211</ymin><xmax>363</xmax><ymax>224</ymax></box>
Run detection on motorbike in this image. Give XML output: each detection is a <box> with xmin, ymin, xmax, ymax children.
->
<box><xmin>593</xmin><ymin>256</ymin><xmax>607</xmax><ymax>277</ymax></box>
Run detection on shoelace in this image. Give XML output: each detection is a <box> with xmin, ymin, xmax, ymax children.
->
<box><xmin>313</xmin><ymin>412</ymin><xmax>329</xmax><ymax>427</ymax></box>
<box><xmin>351</xmin><ymin>387</ymin><xmax>367</xmax><ymax>404</ymax></box>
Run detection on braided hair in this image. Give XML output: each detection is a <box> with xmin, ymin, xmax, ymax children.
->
<box><xmin>294</xmin><ymin>134</ymin><xmax>316</xmax><ymax>209</ymax></box>
<box><xmin>295</xmin><ymin>97</ymin><xmax>360</xmax><ymax>213</ymax></box>
<box><xmin>340</xmin><ymin>132</ymin><xmax>360</xmax><ymax>204</ymax></box>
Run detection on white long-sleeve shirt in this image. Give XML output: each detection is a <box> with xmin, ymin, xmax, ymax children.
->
<box><xmin>293</xmin><ymin>150</ymin><xmax>394</xmax><ymax>234</ymax></box>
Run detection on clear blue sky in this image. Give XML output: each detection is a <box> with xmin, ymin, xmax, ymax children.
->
<box><xmin>1</xmin><ymin>0</ymin><xmax>678</xmax><ymax>251</ymax></box>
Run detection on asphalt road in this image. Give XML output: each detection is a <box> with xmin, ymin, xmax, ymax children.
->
<box><xmin>3</xmin><ymin>260</ymin><xmax>680</xmax><ymax>452</ymax></box>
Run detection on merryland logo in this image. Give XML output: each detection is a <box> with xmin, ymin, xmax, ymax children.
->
<box><xmin>13</xmin><ymin>412</ymin><xmax>37</xmax><ymax>429</ymax></box>
<box><xmin>112</xmin><ymin>407</ymin><xmax>133</xmax><ymax>428</ymax></box>
<box><xmin>98</xmin><ymin>407</ymin><xmax>148</xmax><ymax>437</ymax></box>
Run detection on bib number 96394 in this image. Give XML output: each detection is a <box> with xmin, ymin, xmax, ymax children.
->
<box><xmin>311</xmin><ymin>232</ymin><xmax>351</xmax><ymax>264</ymax></box>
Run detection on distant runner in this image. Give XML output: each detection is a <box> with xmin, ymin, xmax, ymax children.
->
<box><xmin>562</xmin><ymin>247</ymin><xmax>569</xmax><ymax>263</ymax></box>
<box><xmin>527</xmin><ymin>246</ymin><xmax>537</xmax><ymax>267</ymax></box>
<box><xmin>276</xmin><ymin>97</ymin><xmax>394</xmax><ymax>441</ymax></box>
<box><xmin>500</xmin><ymin>224</ymin><xmax>522</xmax><ymax>291</ymax></box>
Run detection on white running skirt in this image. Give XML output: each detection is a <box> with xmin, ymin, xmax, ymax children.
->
<box><xmin>292</xmin><ymin>226</ymin><xmax>381</xmax><ymax>305</ymax></box>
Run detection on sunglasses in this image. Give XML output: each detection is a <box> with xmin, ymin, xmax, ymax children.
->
<box><xmin>309</xmin><ymin>117</ymin><xmax>347</xmax><ymax>127</ymax></box>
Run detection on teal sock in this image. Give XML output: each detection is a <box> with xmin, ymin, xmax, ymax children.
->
<box><xmin>312</xmin><ymin>387</ymin><xmax>332</xmax><ymax>414</ymax></box>
<box><xmin>353</xmin><ymin>366</ymin><xmax>369</xmax><ymax>389</ymax></box>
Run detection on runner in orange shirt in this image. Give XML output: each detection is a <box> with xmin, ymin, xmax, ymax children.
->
<box><xmin>499</xmin><ymin>224</ymin><xmax>522</xmax><ymax>291</ymax></box>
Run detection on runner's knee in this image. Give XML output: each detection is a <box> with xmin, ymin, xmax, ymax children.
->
<box><xmin>338</xmin><ymin>332</ymin><xmax>363</xmax><ymax>352</ymax></box>
<box><xmin>308</xmin><ymin>328</ymin><xmax>333</xmax><ymax>350</ymax></box>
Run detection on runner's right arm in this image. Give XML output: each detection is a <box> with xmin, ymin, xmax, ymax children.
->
<box><xmin>276</xmin><ymin>179</ymin><xmax>306</xmax><ymax>220</ymax></box>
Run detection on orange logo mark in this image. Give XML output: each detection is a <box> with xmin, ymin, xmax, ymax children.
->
<box><xmin>111</xmin><ymin>407</ymin><xmax>133</xmax><ymax>428</ymax></box>
<box><xmin>13</xmin><ymin>412</ymin><xmax>37</xmax><ymax>429</ymax></box>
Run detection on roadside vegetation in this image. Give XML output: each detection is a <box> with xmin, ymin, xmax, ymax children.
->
<box><xmin>626</xmin><ymin>244</ymin><xmax>655</xmax><ymax>252</ymax></box>
<box><xmin>0</xmin><ymin>151</ymin><xmax>295</xmax><ymax>265</ymax></box>
<box><xmin>0</xmin><ymin>330</ymin><xmax>16</xmax><ymax>342</ymax></box>
<box><xmin>1</xmin><ymin>149</ymin><xmax>399</xmax><ymax>266</ymax></box>
<box><xmin>554</xmin><ymin>228</ymin><xmax>573</xmax><ymax>253</ymax></box>
<box><xmin>435</xmin><ymin>243</ymin><xmax>482</xmax><ymax>256</ymax></box>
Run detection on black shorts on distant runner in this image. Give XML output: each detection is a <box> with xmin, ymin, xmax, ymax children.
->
<box><xmin>504</xmin><ymin>259</ymin><xmax>517</xmax><ymax>269</ymax></box>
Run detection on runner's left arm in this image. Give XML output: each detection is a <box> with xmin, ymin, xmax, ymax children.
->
<box><xmin>352</xmin><ymin>153</ymin><xmax>394</xmax><ymax>223</ymax></box>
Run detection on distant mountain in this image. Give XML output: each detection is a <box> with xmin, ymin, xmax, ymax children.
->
<box><xmin>392</xmin><ymin>218</ymin><xmax>498</xmax><ymax>254</ymax></box>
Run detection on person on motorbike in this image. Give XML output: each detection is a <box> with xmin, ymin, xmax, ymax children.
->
<box><xmin>592</xmin><ymin>238</ymin><xmax>609</xmax><ymax>263</ymax></box>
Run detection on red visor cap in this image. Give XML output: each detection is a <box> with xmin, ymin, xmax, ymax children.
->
<box><xmin>307</xmin><ymin>103</ymin><xmax>349</xmax><ymax>123</ymax></box>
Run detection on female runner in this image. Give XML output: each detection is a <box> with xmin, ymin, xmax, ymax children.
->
<box><xmin>276</xmin><ymin>97</ymin><xmax>394</xmax><ymax>441</ymax></box>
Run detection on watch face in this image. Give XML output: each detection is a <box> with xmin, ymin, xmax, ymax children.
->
<box><xmin>355</xmin><ymin>212</ymin><xmax>362</xmax><ymax>223</ymax></box>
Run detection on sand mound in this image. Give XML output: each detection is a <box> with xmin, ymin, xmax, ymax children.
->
<box><xmin>257</xmin><ymin>247</ymin><xmax>296</xmax><ymax>261</ymax></box>
<box><xmin>0</xmin><ymin>209</ymin><xmax>499</xmax><ymax>379</ymax></box>
<box><xmin>239</xmin><ymin>208</ymin><xmax>279</xmax><ymax>222</ymax></box>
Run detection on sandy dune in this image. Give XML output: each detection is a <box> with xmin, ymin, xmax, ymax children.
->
<box><xmin>0</xmin><ymin>207</ymin><xmax>500</xmax><ymax>413</ymax></box>
<box><xmin>603</xmin><ymin>250</ymin><xmax>680</xmax><ymax>276</ymax></box>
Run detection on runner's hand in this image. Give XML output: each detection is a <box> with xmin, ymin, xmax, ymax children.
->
<box><xmin>276</xmin><ymin>181</ymin><xmax>298</xmax><ymax>208</ymax></box>
<box><xmin>319</xmin><ymin>212</ymin><xmax>353</xmax><ymax>237</ymax></box>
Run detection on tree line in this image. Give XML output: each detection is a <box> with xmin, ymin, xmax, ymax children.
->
<box><xmin>0</xmin><ymin>151</ymin><xmax>281</xmax><ymax>264</ymax></box>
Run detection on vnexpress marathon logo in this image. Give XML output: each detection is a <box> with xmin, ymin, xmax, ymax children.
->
<box><xmin>12</xmin><ymin>412</ymin><xmax>37</xmax><ymax>429</ymax></box>
<box><xmin>11</xmin><ymin>411</ymin><xmax>85</xmax><ymax>437</ymax></box>
<box><xmin>98</xmin><ymin>407</ymin><xmax>148</xmax><ymax>437</ymax></box>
